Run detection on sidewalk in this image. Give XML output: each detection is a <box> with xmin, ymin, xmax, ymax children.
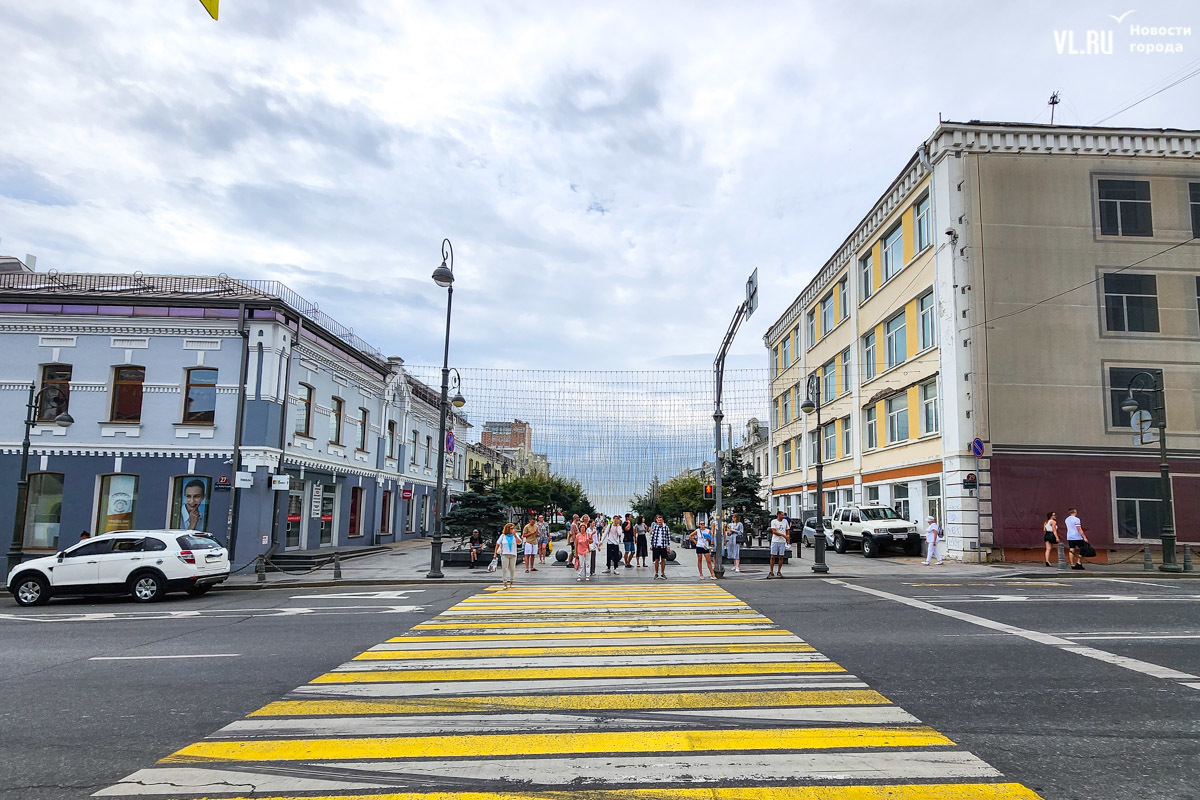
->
<box><xmin>218</xmin><ymin>539</ymin><xmax>1088</xmax><ymax>590</ymax></box>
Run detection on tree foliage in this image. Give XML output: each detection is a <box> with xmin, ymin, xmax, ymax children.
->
<box><xmin>444</xmin><ymin>476</ymin><xmax>507</xmax><ymax>545</ymax></box>
<box><xmin>498</xmin><ymin>472</ymin><xmax>596</xmax><ymax>521</ymax></box>
<box><xmin>632</xmin><ymin>472</ymin><xmax>713</xmax><ymax>525</ymax></box>
<box><xmin>721</xmin><ymin>447</ymin><xmax>768</xmax><ymax>532</ymax></box>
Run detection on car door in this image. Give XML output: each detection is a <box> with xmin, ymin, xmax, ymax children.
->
<box><xmin>95</xmin><ymin>537</ymin><xmax>148</xmax><ymax>588</ymax></box>
<box><xmin>49</xmin><ymin>539</ymin><xmax>112</xmax><ymax>589</ymax></box>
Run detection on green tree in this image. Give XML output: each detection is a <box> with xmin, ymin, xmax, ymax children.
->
<box><xmin>500</xmin><ymin>473</ymin><xmax>596</xmax><ymax>522</ymax></box>
<box><xmin>444</xmin><ymin>476</ymin><xmax>507</xmax><ymax>546</ymax></box>
<box><xmin>656</xmin><ymin>473</ymin><xmax>712</xmax><ymax>525</ymax></box>
<box><xmin>720</xmin><ymin>448</ymin><xmax>767</xmax><ymax>532</ymax></box>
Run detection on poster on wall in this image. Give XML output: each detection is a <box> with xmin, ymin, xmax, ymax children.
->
<box><xmin>171</xmin><ymin>475</ymin><xmax>212</xmax><ymax>531</ymax></box>
<box><xmin>98</xmin><ymin>474</ymin><xmax>138</xmax><ymax>534</ymax></box>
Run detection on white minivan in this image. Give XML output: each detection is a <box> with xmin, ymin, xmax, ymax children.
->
<box><xmin>6</xmin><ymin>530</ymin><xmax>230</xmax><ymax>606</ymax></box>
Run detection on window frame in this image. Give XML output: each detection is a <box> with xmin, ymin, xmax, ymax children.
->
<box><xmin>862</xmin><ymin>331</ymin><xmax>877</xmax><ymax>381</ymax></box>
<box><xmin>808</xmin><ymin>430</ymin><xmax>819</xmax><ymax>464</ymax></box>
<box><xmin>863</xmin><ymin>406</ymin><xmax>877</xmax><ymax>450</ymax></box>
<box><xmin>837</xmin><ymin>277</ymin><xmax>849</xmax><ymax>320</ymax></box>
<box><xmin>882</xmin><ymin>224</ymin><xmax>904</xmax><ymax>281</ymax></box>
<box><xmin>840</xmin><ymin>348</ymin><xmax>851</xmax><ymax>395</ymax></box>
<box><xmin>841</xmin><ymin>415</ymin><xmax>851</xmax><ymax>456</ymax></box>
<box><xmin>821</xmin><ymin>361</ymin><xmax>835</xmax><ymax>403</ymax></box>
<box><xmin>357</xmin><ymin>406</ymin><xmax>370</xmax><ymax>451</ymax></box>
<box><xmin>822</xmin><ymin>421</ymin><xmax>837</xmax><ymax>461</ymax></box>
<box><xmin>920</xmin><ymin>380</ymin><xmax>940</xmax><ymax>435</ymax></box>
<box><xmin>1097</xmin><ymin>179</ymin><xmax>1153</xmax><ymax>237</ymax></box>
<box><xmin>107</xmin><ymin>365</ymin><xmax>146</xmax><ymax>423</ymax></box>
<box><xmin>348</xmin><ymin>486</ymin><xmax>365</xmax><ymax>537</ymax></box>
<box><xmin>918</xmin><ymin>291</ymin><xmax>937</xmax><ymax>350</ymax></box>
<box><xmin>328</xmin><ymin>396</ymin><xmax>344</xmax><ymax>445</ymax></box>
<box><xmin>914</xmin><ymin>194</ymin><xmax>931</xmax><ymax>253</ymax></box>
<box><xmin>885</xmin><ymin>313</ymin><xmax>906</xmax><ymax>370</ymax></box>
<box><xmin>424</xmin><ymin>435</ymin><xmax>432</xmax><ymax>467</ymax></box>
<box><xmin>182</xmin><ymin>367</ymin><xmax>218</xmax><ymax>425</ymax></box>
<box><xmin>386</xmin><ymin>420</ymin><xmax>397</xmax><ymax>459</ymax></box>
<box><xmin>781</xmin><ymin>335</ymin><xmax>792</xmax><ymax>369</ymax></box>
<box><xmin>806</xmin><ymin>310</ymin><xmax>816</xmax><ymax>347</ymax></box>
<box><xmin>886</xmin><ymin>395</ymin><xmax>909</xmax><ymax>443</ymax></box>
<box><xmin>782</xmin><ymin>441</ymin><xmax>792</xmax><ymax>472</ymax></box>
<box><xmin>1113</xmin><ymin>473</ymin><xmax>1169</xmax><ymax>540</ymax></box>
<box><xmin>23</xmin><ymin>471</ymin><xmax>65</xmax><ymax>550</ymax></box>
<box><xmin>1108</xmin><ymin>366</ymin><xmax>1164</xmax><ymax>429</ymax></box>
<box><xmin>820</xmin><ymin>293</ymin><xmax>834</xmax><ymax>335</ymax></box>
<box><xmin>1102</xmin><ymin>273</ymin><xmax>1160</xmax><ymax>333</ymax></box>
<box><xmin>1190</xmin><ymin>182</ymin><xmax>1200</xmax><ymax>238</ymax></box>
<box><xmin>37</xmin><ymin>364</ymin><xmax>72</xmax><ymax>422</ymax></box>
<box><xmin>295</xmin><ymin>383</ymin><xmax>314</xmax><ymax>437</ymax></box>
<box><xmin>860</xmin><ymin>253</ymin><xmax>874</xmax><ymax>300</ymax></box>
<box><xmin>380</xmin><ymin>489</ymin><xmax>392</xmax><ymax>534</ymax></box>
<box><xmin>96</xmin><ymin>473</ymin><xmax>139</xmax><ymax>535</ymax></box>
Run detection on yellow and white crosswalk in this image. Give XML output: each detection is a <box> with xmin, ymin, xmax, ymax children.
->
<box><xmin>96</xmin><ymin>585</ymin><xmax>1045</xmax><ymax>799</ymax></box>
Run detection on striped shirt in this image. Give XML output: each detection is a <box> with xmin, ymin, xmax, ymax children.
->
<box><xmin>649</xmin><ymin>522</ymin><xmax>671</xmax><ymax>549</ymax></box>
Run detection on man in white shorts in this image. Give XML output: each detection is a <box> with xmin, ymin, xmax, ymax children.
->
<box><xmin>768</xmin><ymin>510</ymin><xmax>790</xmax><ymax>578</ymax></box>
<box><xmin>521</xmin><ymin>517</ymin><xmax>540</xmax><ymax>573</ymax></box>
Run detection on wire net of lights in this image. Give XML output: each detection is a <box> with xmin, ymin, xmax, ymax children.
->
<box><xmin>406</xmin><ymin>366</ymin><xmax>769</xmax><ymax>513</ymax></box>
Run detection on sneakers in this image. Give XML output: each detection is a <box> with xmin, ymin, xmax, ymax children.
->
<box><xmin>1072</xmin><ymin>563</ymin><xmax>1084</xmax><ymax>570</ymax></box>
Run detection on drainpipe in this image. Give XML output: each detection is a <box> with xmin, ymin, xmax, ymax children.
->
<box><xmin>225</xmin><ymin>303</ymin><xmax>250</xmax><ymax>563</ymax></box>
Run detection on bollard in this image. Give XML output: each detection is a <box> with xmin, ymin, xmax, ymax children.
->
<box><xmin>1143</xmin><ymin>544</ymin><xmax>1154</xmax><ymax>571</ymax></box>
<box><xmin>1185</xmin><ymin>546</ymin><xmax>1193</xmax><ymax>573</ymax></box>
<box><xmin>256</xmin><ymin>554</ymin><xmax>267</xmax><ymax>584</ymax></box>
<box><xmin>333</xmin><ymin>552</ymin><xmax>342</xmax><ymax>580</ymax></box>
<box><xmin>1056</xmin><ymin>541</ymin><xmax>1066</xmax><ymax>570</ymax></box>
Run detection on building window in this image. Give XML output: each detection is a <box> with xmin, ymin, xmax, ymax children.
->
<box><xmin>405</xmin><ymin>493</ymin><xmax>415</xmax><ymax>531</ymax></box>
<box><xmin>328</xmin><ymin>397</ymin><xmax>344</xmax><ymax>444</ymax></box>
<box><xmin>109</xmin><ymin>366</ymin><xmax>145</xmax><ymax>422</ymax></box>
<box><xmin>1098</xmin><ymin>179</ymin><xmax>1152</xmax><ymax>237</ymax></box>
<box><xmin>1109</xmin><ymin>367</ymin><xmax>1164</xmax><ymax>428</ymax></box>
<box><xmin>824</xmin><ymin>490</ymin><xmax>837</xmax><ymax>517</ymax></box>
<box><xmin>295</xmin><ymin>383</ymin><xmax>313</xmax><ymax>436</ymax></box>
<box><xmin>823</xmin><ymin>422</ymin><xmax>836</xmax><ymax>461</ymax></box>
<box><xmin>820</xmin><ymin>293</ymin><xmax>834</xmax><ymax>334</ymax></box>
<box><xmin>97</xmin><ymin>474</ymin><xmax>138</xmax><ymax>535</ymax></box>
<box><xmin>864</xmin><ymin>406</ymin><xmax>877</xmax><ymax>450</ymax></box>
<box><xmin>841</xmin><ymin>416</ymin><xmax>851</xmax><ymax>456</ymax></box>
<box><xmin>1103</xmin><ymin>274</ymin><xmax>1159</xmax><ymax>333</ymax></box>
<box><xmin>772</xmin><ymin>345</ymin><xmax>780</xmax><ymax>376</ymax></box>
<box><xmin>886</xmin><ymin>395</ymin><xmax>909</xmax><ymax>443</ymax></box>
<box><xmin>808</xmin><ymin>430</ymin><xmax>819</xmax><ymax>464</ymax></box>
<box><xmin>38</xmin><ymin>364</ymin><xmax>72</xmax><ymax>422</ymax></box>
<box><xmin>773</xmin><ymin>397</ymin><xmax>780</xmax><ymax>429</ymax></box>
<box><xmin>381</xmin><ymin>489</ymin><xmax>392</xmax><ymax>534</ymax></box>
<box><xmin>782</xmin><ymin>442</ymin><xmax>792</xmax><ymax>472</ymax></box>
<box><xmin>885</xmin><ymin>313</ymin><xmax>906</xmax><ymax>369</ymax></box>
<box><xmin>866</xmin><ymin>485</ymin><xmax>880</xmax><ymax>504</ymax></box>
<box><xmin>424</xmin><ymin>435</ymin><xmax>432</xmax><ymax>467</ymax></box>
<box><xmin>807</xmin><ymin>310</ymin><xmax>816</xmax><ymax>346</ymax></box>
<box><xmin>921</xmin><ymin>381</ymin><xmax>940</xmax><ymax>435</ymax></box>
<box><xmin>863</xmin><ymin>331</ymin><xmax>877</xmax><ymax>381</ymax></box>
<box><xmin>822</xmin><ymin>361</ymin><xmax>835</xmax><ymax>403</ymax></box>
<box><xmin>357</xmin><ymin>408</ymin><xmax>370</xmax><ymax>451</ymax></box>
<box><xmin>791</xmin><ymin>325</ymin><xmax>800</xmax><ymax>363</ymax></box>
<box><xmin>774</xmin><ymin>446</ymin><xmax>782</xmax><ymax>474</ymax></box>
<box><xmin>918</xmin><ymin>291</ymin><xmax>937</xmax><ymax>350</ymax></box>
<box><xmin>386</xmin><ymin>421</ymin><xmax>397</xmax><ymax>459</ymax></box>
<box><xmin>1115</xmin><ymin>476</ymin><xmax>1165</xmax><ymax>539</ymax></box>
<box><xmin>914</xmin><ymin>194</ymin><xmax>931</xmax><ymax>252</ymax></box>
<box><xmin>419</xmin><ymin>493</ymin><xmax>430</xmax><ymax>532</ymax></box>
<box><xmin>781</xmin><ymin>336</ymin><xmax>792</xmax><ymax>369</ymax></box>
<box><xmin>926</xmin><ymin>478</ymin><xmax>942</xmax><ymax>523</ymax></box>
<box><xmin>840</xmin><ymin>348</ymin><xmax>851</xmax><ymax>394</ymax></box>
<box><xmin>781</xmin><ymin>390</ymin><xmax>791</xmax><ymax>425</ymax></box>
<box><xmin>882</xmin><ymin>224</ymin><xmax>903</xmax><ymax>281</ymax></box>
<box><xmin>1191</xmin><ymin>183</ymin><xmax>1200</xmax><ymax>237</ymax></box>
<box><xmin>183</xmin><ymin>367</ymin><xmax>217</xmax><ymax>424</ymax></box>
<box><xmin>348</xmin><ymin>486</ymin><xmax>364</xmax><ymax>537</ymax></box>
<box><xmin>893</xmin><ymin>483</ymin><xmax>910</xmax><ymax>520</ymax></box>
<box><xmin>837</xmin><ymin>277</ymin><xmax>849</xmax><ymax>320</ymax></box>
<box><xmin>23</xmin><ymin>472</ymin><xmax>64</xmax><ymax>549</ymax></box>
<box><xmin>860</xmin><ymin>253</ymin><xmax>874</xmax><ymax>300</ymax></box>
<box><xmin>410</xmin><ymin>430</ymin><xmax>419</xmax><ymax>464</ymax></box>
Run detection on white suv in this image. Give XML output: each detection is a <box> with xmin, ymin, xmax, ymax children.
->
<box><xmin>829</xmin><ymin>505</ymin><xmax>921</xmax><ymax>558</ymax></box>
<box><xmin>6</xmin><ymin>531</ymin><xmax>230</xmax><ymax>607</ymax></box>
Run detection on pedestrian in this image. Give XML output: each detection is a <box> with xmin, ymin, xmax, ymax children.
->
<box><xmin>588</xmin><ymin>516</ymin><xmax>599</xmax><ymax>576</ymax></box>
<box><xmin>574</xmin><ymin>516</ymin><xmax>593</xmax><ymax>581</ymax></box>
<box><xmin>650</xmin><ymin>514</ymin><xmax>671</xmax><ymax>579</ymax></box>
<box><xmin>522</xmin><ymin>516</ymin><xmax>540</xmax><ymax>573</ymax></box>
<box><xmin>922</xmin><ymin>516</ymin><xmax>943</xmax><ymax>565</ymax></box>
<box><xmin>1064</xmin><ymin>507</ymin><xmax>1089</xmax><ymax>570</ymax></box>
<box><xmin>768</xmin><ymin>510</ymin><xmax>790</xmax><ymax>578</ymax></box>
<box><xmin>604</xmin><ymin>516</ymin><xmax>623</xmax><ymax>573</ymax></box>
<box><xmin>495</xmin><ymin>523</ymin><xmax>520</xmax><ymax>589</ymax></box>
<box><xmin>468</xmin><ymin>528</ymin><xmax>483</xmax><ymax>568</ymax></box>
<box><xmin>635</xmin><ymin>515</ymin><xmax>649</xmax><ymax>567</ymax></box>
<box><xmin>690</xmin><ymin>519</ymin><xmax>716</xmax><ymax>579</ymax></box>
<box><xmin>1043</xmin><ymin>511</ymin><xmax>1060</xmax><ymax>567</ymax></box>
<box><xmin>726</xmin><ymin>513</ymin><xmax>743</xmax><ymax>573</ymax></box>
<box><xmin>537</xmin><ymin>514</ymin><xmax>550</xmax><ymax>564</ymax></box>
<box><xmin>622</xmin><ymin>513</ymin><xmax>636</xmax><ymax>568</ymax></box>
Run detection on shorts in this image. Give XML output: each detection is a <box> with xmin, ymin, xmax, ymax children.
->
<box><xmin>1044</xmin><ymin>532</ymin><xmax>1058</xmax><ymax>544</ymax></box>
<box><xmin>1067</xmin><ymin>538</ymin><xmax>1084</xmax><ymax>550</ymax></box>
<box><xmin>695</xmin><ymin>547</ymin><xmax>709</xmax><ymax>555</ymax></box>
<box><xmin>653</xmin><ymin>546</ymin><xmax>669</xmax><ymax>561</ymax></box>
<box><xmin>624</xmin><ymin>541</ymin><xmax>635</xmax><ymax>553</ymax></box>
<box><xmin>524</xmin><ymin>543</ymin><xmax>537</xmax><ymax>555</ymax></box>
<box><xmin>770</xmin><ymin>541</ymin><xmax>788</xmax><ymax>557</ymax></box>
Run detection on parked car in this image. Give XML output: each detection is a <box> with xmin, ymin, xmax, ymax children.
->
<box><xmin>829</xmin><ymin>505</ymin><xmax>921</xmax><ymax>558</ymax></box>
<box><xmin>6</xmin><ymin>531</ymin><xmax>230</xmax><ymax>607</ymax></box>
<box><xmin>801</xmin><ymin>516</ymin><xmax>835</xmax><ymax>548</ymax></box>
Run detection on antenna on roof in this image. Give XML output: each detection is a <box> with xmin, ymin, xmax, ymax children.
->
<box><xmin>1048</xmin><ymin>91</ymin><xmax>1061</xmax><ymax>124</ymax></box>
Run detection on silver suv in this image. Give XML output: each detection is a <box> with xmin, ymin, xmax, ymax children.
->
<box><xmin>829</xmin><ymin>505</ymin><xmax>921</xmax><ymax>558</ymax></box>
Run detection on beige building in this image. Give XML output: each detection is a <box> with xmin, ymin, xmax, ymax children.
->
<box><xmin>765</xmin><ymin>121</ymin><xmax>1200</xmax><ymax>561</ymax></box>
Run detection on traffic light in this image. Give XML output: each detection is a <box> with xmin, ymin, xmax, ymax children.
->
<box><xmin>703</xmin><ymin>484</ymin><xmax>714</xmax><ymax>500</ymax></box>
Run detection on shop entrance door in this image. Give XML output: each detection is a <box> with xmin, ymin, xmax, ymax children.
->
<box><xmin>285</xmin><ymin>484</ymin><xmax>306</xmax><ymax>549</ymax></box>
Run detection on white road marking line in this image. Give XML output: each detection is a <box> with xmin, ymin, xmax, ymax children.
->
<box><xmin>1095</xmin><ymin>578</ymin><xmax>1178</xmax><ymax>589</ymax></box>
<box><xmin>914</xmin><ymin>594</ymin><xmax>1200</xmax><ymax>603</ymax></box>
<box><xmin>291</xmin><ymin>590</ymin><xmax>425</xmax><ymax>599</ymax></box>
<box><xmin>214</xmin><ymin>706</ymin><xmax>921</xmax><ymax>739</ymax></box>
<box><xmin>370</xmin><ymin>632</ymin><xmax>805</xmax><ymax>650</ymax></box>
<box><xmin>830</xmin><ymin>580</ymin><xmax>1200</xmax><ymax>683</ymax></box>
<box><xmin>1063</xmin><ymin>633</ymin><xmax>1200</xmax><ymax>641</ymax></box>
<box><xmin>291</xmin><ymin>675</ymin><xmax>868</xmax><ymax>698</ymax></box>
<box><xmin>4</xmin><ymin>605</ymin><xmax>424</xmax><ymax>623</ymax></box>
<box><xmin>1183</xmin><ymin>682</ymin><xmax>1200</xmax><ymax>691</ymax></box>
<box><xmin>90</xmin><ymin>654</ymin><xmax>241</xmax><ymax>661</ymax></box>
<box><xmin>95</xmin><ymin>751</ymin><xmax>999</xmax><ymax>795</ymax></box>
<box><xmin>334</xmin><ymin>651</ymin><xmax>829</xmax><ymax>670</ymax></box>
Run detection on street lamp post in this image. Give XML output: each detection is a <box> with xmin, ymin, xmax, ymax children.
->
<box><xmin>6</xmin><ymin>384</ymin><xmax>74</xmax><ymax>574</ymax></box>
<box><xmin>800</xmin><ymin>373</ymin><xmax>829</xmax><ymax>574</ymax></box>
<box><xmin>1120</xmin><ymin>372</ymin><xmax>1181</xmax><ymax>573</ymax></box>
<box><xmin>427</xmin><ymin>240</ymin><xmax>467</xmax><ymax>579</ymax></box>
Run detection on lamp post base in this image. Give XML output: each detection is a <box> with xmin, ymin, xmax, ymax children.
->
<box><xmin>811</xmin><ymin>563</ymin><xmax>830</xmax><ymax>573</ymax></box>
<box><xmin>427</xmin><ymin>539</ymin><xmax>445</xmax><ymax>579</ymax></box>
<box><xmin>1159</xmin><ymin>563</ymin><xmax>1184</xmax><ymax>573</ymax></box>
<box><xmin>1159</xmin><ymin>535</ymin><xmax>1182</xmax><ymax>573</ymax></box>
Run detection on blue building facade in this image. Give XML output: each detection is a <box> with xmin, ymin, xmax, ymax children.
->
<box><xmin>0</xmin><ymin>272</ymin><xmax>467</xmax><ymax>568</ymax></box>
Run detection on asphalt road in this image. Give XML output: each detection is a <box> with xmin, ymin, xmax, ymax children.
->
<box><xmin>1</xmin><ymin>576</ymin><xmax>1197</xmax><ymax>799</ymax></box>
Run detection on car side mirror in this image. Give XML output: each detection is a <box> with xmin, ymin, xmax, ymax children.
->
<box><xmin>56</xmin><ymin>552</ymin><xmax>65</xmax><ymax>562</ymax></box>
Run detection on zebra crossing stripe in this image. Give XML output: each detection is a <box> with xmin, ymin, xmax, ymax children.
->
<box><xmin>338</xmin><ymin>651</ymin><xmax>829</xmax><ymax>670</ymax></box>
<box><xmin>353</xmin><ymin>642</ymin><xmax>816</xmax><ymax>658</ymax></box>
<box><xmin>384</xmin><ymin>628</ymin><xmax>798</xmax><ymax>642</ymax></box>
<box><xmin>309</xmin><ymin>660</ymin><xmax>845</xmax><ymax>683</ymax></box>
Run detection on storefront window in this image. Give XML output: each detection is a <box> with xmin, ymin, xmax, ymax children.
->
<box><xmin>97</xmin><ymin>474</ymin><xmax>138</xmax><ymax>534</ymax></box>
<box><xmin>171</xmin><ymin>475</ymin><xmax>211</xmax><ymax>531</ymax></box>
<box><xmin>24</xmin><ymin>473</ymin><xmax>64</xmax><ymax>549</ymax></box>
<box><xmin>892</xmin><ymin>483</ymin><xmax>910</xmax><ymax>521</ymax></box>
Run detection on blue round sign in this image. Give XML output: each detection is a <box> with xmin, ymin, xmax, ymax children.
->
<box><xmin>970</xmin><ymin>437</ymin><xmax>984</xmax><ymax>457</ymax></box>
<box><xmin>446</xmin><ymin>431</ymin><xmax>455</xmax><ymax>453</ymax></box>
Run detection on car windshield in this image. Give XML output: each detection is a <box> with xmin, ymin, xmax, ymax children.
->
<box><xmin>860</xmin><ymin>507</ymin><xmax>903</xmax><ymax>521</ymax></box>
<box><xmin>176</xmin><ymin>534</ymin><xmax>220</xmax><ymax>550</ymax></box>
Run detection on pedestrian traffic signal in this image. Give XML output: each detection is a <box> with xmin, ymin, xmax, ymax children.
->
<box><xmin>703</xmin><ymin>484</ymin><xmax>714</xmax><ymax>500</ymax></box>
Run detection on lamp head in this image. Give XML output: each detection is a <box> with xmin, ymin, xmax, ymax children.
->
<box><xmin>54</xmin><ymin>412</ymin><xmax>74</xmax><ymax>428</ymax></box>
<box><xmin>432</xmin><ymin>259</ymin><xmax>455</xmax><ymax>288</ymax></box>
<box><xmin>451</xmin><ymin>391</ymin><xmax>466</xmax><ymax>409</ymax></box>
<box><xmin>1120</xmin><ymin>394</ymin><xmax>1140</xmax><ymax>415</ymax></box>
<box><xmin>800</xmin><ymin>399</ymin><xmax>816</xmax><ymax>415</ymax></box>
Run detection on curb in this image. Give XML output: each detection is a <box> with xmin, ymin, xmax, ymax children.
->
<box><xmin>1009</xmin><ymin>570</ymin><xmax>1200</xmax><ymax>579</ymax></box>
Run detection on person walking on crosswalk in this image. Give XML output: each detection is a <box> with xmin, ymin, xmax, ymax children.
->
<box><xmin>650</xmin><ymin>514</ymin><xmax>671</xmax><ymax>580</ymax></box>
<box><xmin>495</xmin><ymin>523</ymin><xmax>521</xmax><ymax>589</ymax></box>
<box><xmin>690</xmin><ymin>519</ymin><xmax>716</xmax><ymax>579</ymax></box>
<box><xmin>603</xmin><ymin>516</ymin><xmax>623</xmax><ymax>573</ymax></box>
<box><xmin>574</xmin><ymin>516</ymin><xmax>593</xmax><ymax>581</ymax></box>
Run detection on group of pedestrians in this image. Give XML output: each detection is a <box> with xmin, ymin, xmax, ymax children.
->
<box><xmin>567</xmin><ymin>513</ymin><xmax>655</xmax><ymax>581</ymax></box>
<box><xmin>1043</xmin><ymin>507</ymin><xmax>1091</xmax><ymax>569</ymax></box>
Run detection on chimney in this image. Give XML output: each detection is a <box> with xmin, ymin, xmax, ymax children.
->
<box><xmin>25</xmin><ymin>254</ymin><xmax>37</xmax><ymax>270</ymax></box>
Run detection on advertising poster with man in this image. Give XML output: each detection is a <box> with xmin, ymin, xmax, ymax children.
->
<box><xmin>171</xmin><ymin>476</ymin><xmax>211</xmax><ymax>532</ymax></box>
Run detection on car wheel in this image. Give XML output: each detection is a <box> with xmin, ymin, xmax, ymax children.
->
<box><xmin>185</xmin><ymin>584</ymin><xmax>211</xmax><ymax>597</ymax></box>
<box><xmin>12</xmin><ymin>573</ymin><xmax>50</xmax><ymax>607</ymax></box>
<box><xmin>833</xmin><ymin>534</ymin><xmax>847</xmax><ymax>554</ymax></box>
<box><xmin>129</xmin><ymin>571</ymin><xmax>166</xmax><ymax>603</ymax></box>
<box><xmin>862</xmin><ymin>535</ymin><xmax>879</xmax><ymax>559</ymax></box>
<box><xmin>803</xmin><ymin>535</ymin><xmax>813</xmax><ymax>548</ymax></box>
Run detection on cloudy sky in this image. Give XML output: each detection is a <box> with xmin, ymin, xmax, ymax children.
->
<box><xmin>2</xmin><ymin>0</ymin><xmax>1199</xmax><ymax>373</ymax></box>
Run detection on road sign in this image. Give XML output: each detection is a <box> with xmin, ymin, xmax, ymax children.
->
<box><xmin>446</xmin><ymin>431</ymin><xmax>455</xmax><ymax>453</ymax></box>
<box><xmin>963</xmin><ymin>473</ymin><xmax>978</xmax><ymax>490</ymax></box>
<box><xmin>970</xmin><ymin>438</ymin><xmax>985</xmax><ymax>457</ymax></box>
<box><xmin>401</xmin><ymin>488</ymin><xmax>414</xmax><ymax>500</ymax></box>
<box><xmin>197</xmin><ymin>0</ymin><xmax>218</xmax><ymax>20</ymax></box>
<box><xmin>745</xmin><ymin>268</ymin><xmax>759</xmax><ymax>318</ymax></box>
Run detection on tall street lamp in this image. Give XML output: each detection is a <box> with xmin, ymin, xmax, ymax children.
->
<box><xmin>427</xmin><ymin>240</ymin><xmax>467</xmax><ymax>579</ymax></box>
<box><xmin>6</xmin><ymin>384</ymin><xmax>74</xmax><ymax>573</ymax></box>
<box><xmin>1120</xmin><ymin>371</ymin><xmax>1181</xmax><ymax>573</ymax></box>
<box><xmin>800</xmin><ymin>372</ymin><xmax>829</xmax><ymax>574</ymax></box>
